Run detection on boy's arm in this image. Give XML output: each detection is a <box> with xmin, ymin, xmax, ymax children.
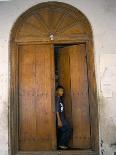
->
<box><xmin>55</xmin><ymin>97</ymin><xmax>62</xmax><ymax>128</ymax></box>
<box><xmin>56</xmin><ymin>112</ymin><xmax>63</xmax><ymax>128</ymax></box>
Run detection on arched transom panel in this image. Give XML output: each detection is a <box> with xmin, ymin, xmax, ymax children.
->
<box><xmin>13</xmin><ymin>2</ymin><xmax>92</xmax><ymax>42</ymax></box>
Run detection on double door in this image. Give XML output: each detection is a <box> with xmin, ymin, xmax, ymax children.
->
<box><xmin>18</xmin><ymin>44</ymin><xmax>91</xmax><ymax>151</ymax></box>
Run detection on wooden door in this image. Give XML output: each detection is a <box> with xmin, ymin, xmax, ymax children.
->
<box><xmin>58</xmin><ymin>44</ymin><xmax>91</xmax><ymax>149</ymax></box>
<box><xmin>18</xmin><ymin>44</ymin><xmax>56</xmax><ymax>151</ymax></box>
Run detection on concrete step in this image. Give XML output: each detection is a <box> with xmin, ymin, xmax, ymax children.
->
<box><xmin>55</xmin><ymin>150</ymin><xmax>97</xmax><ymax>155</ymax></box>
<box><xmin>17</xmin><ymin>150</ymin><xmax>97</xmax><ymax>155</ymax></box>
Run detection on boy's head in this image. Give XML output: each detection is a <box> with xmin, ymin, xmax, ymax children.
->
<box><xmin>56</xmin><ymin>85</ymin><xmax>64</xmax><ymax>96</ymax></box>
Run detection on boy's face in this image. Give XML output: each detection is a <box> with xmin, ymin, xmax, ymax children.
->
<box><xmin>57</xmin><ymin>88</ymin><xmax>64</xmax><ymax>96</ymax></box>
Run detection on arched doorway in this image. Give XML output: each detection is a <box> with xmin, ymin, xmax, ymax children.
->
<box><xmin>10</xmin><ymin>2</ymin><xmax>99</xmax><ymax>155</ymax></box>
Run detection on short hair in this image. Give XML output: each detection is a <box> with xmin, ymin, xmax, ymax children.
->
<box><xmin>56</xmin><ymin>85</ymin><xmax>64</xmax><ymax>91</ymax></box>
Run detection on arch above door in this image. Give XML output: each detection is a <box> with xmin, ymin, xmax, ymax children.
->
<box><xmin>11</xmin><ymin>2</ymin><xmax>92</xmax><ymax>43</ymax></box>
<box><xmin>10</xmin><ymin>2</ymin><xmax>99</xmax><ymax>155</ymax></box>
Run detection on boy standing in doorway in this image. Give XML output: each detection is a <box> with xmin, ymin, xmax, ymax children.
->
<box><xmin>55</xmin><ymin>85</ymin><xmax>72</xmax><ymax>149</ymax></box>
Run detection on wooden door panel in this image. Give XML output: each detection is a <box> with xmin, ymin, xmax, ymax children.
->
<box><xmin>18</xmin><ymin>44</ymin><xmax>55</xmax><ymax>151</ymax></box>
<box><xmin>19</xmin><ymin>45</ymin><xmax>36</xmax><ymax>150</ymax></box>
<box><xmin>35</xmin><ymin>45</ymin><xmax>56</xmax><ymax>149</ymax></box>
<box><xmin>58</xmin><ymin>44</ymin><xmax>91</xmax><ymax>149</ymax></box>
<box><xmin>70</xmin><ymin>45</ymin><xmax>91</xmax><ymax>148</ymax></box>
<box><xmin>58</xmin><ymin>48</ymin><xmax>72</xmax><ymax>125</ymax></box>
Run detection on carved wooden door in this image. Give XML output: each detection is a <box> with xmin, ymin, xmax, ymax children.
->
<box><xmin>58</xmin><ymin>44</ymin><xmax>91</xmax><ymax>148</ymax></box>
<box><xmin>18</xmin><ymin>44</ymin><xmax>56</xmax><ymax>151</ymax></box>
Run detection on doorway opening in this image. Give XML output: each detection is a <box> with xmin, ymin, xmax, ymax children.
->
<box><xmin>54</xmin><ymin>43</ymin><xmax>91</xmax><ymax>150</ymax></box>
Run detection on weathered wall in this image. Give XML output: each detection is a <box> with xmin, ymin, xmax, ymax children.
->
<box><xmin>0</xmin><ymin>0</ymin><xmax>116</xmax><ymax>155</ymax></box>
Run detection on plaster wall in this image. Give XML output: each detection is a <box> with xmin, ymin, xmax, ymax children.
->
<box><xmin>0</xmin><ymin>0</ymin><xmax>116</xmax><ymax>155</ymax></box>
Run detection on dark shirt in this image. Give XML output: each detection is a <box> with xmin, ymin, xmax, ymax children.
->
<box><xmin>55</xmin><ymin>96</ymin><xmax>67</xmax><ymax>126</ymax></box>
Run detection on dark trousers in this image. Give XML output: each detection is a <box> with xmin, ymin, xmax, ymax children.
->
<box><xmin>57</xmin><ymin>122</ymin><xmax>72</xmax><ymax>146</ymax></box>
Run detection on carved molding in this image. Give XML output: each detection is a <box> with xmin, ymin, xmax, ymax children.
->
<box><xmin>11</xmin><ymin>2</ymin><xmax>92</xmax><ymax>42</ymax></box>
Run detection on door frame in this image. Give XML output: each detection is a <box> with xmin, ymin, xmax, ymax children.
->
<box><xmin>9</xmin><ymin>1</ymin><xmax>99</xmax><ymax>155</ymax></box>
<box><xmin>9</xmin><ymin>40</ymin><xmax>99</xmax><ymax>155</ymax></box>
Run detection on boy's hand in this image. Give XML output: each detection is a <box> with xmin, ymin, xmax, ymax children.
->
<box><xmin>58</xmin><ymin>120</ymin><xmax>63</xmax><ymax>128</ymax></box>
<box><xmin>56</xmin><ymin>112</ymin><xmax>63</xmax><ymax>128</ymax></box>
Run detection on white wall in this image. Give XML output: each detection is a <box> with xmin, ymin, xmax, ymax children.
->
<box><xmin>0</xmin><ymin>0</ymin><xmax>116</xmax><ymax>155</ymax></box>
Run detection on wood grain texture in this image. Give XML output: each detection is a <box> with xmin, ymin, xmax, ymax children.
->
<box><xmin>11</xmin><ymin>2</ymin><xmax>92</xmax><ymax>43</ymax></box>
<box><xmin>58</xmin><ymin>48</ymin><xmax>72</xmax><ymax>126</ymax></box>
<box><xmin>58</xmin><ymin>44</ymin><xmax>91</xmax><ymax>149</ymax></box>
<box><xmin>70</xmin><ymin>45</ymin><xmax>91</xmax><ymax>148</ymax></box>
<box><xmin>18</xmin><ymin>45</ymin><xmax>56</xmax><ymax>151</ymax></box>
<box><xmin>87</xmin><ymin>41</ymin><xmax>99</xmax><ymax>151</ymax></box>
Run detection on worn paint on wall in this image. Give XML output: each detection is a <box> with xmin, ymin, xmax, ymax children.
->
<box><xmin>0</xmin><ymin>40</ymin><xmax>8</xmax><ymax>155</ymax></box>
<box><xmin>0</xmin><ymin>0</ymin><xmax>116</xmax><ymax>155</ymax></box>
<box><xmin>99</xmin><ymin>54</ymin><xmax>116</xmax><ymax>155</ymax></box>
